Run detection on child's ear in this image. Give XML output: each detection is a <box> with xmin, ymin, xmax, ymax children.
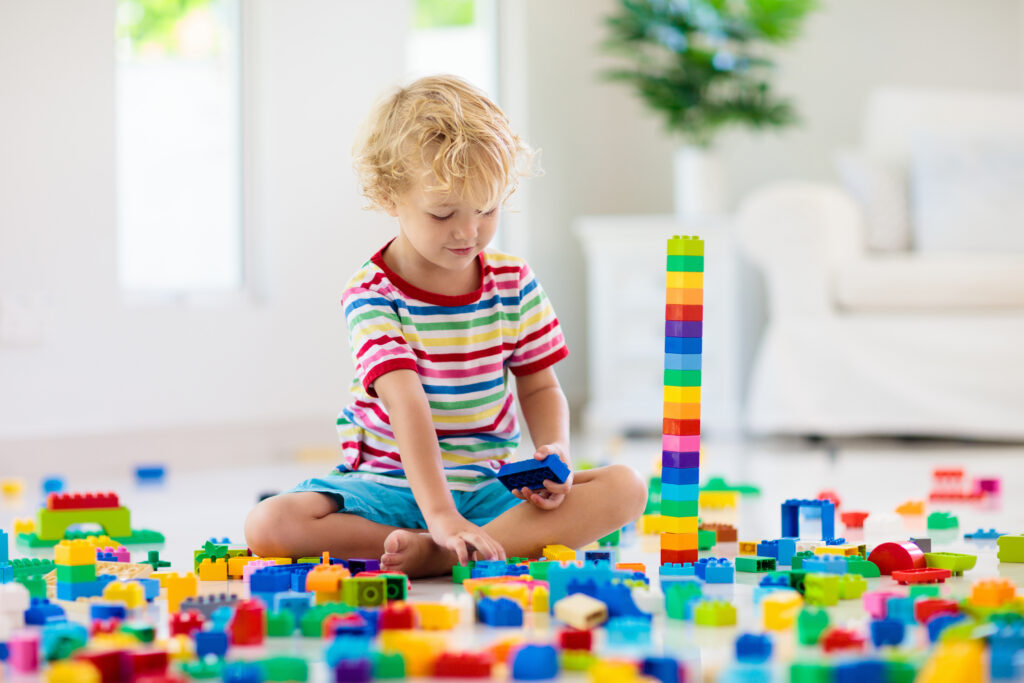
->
<box><xmin>384</xmin><ymin>198</ymin><xmax>399</xmax><ymax>218</ymax></box>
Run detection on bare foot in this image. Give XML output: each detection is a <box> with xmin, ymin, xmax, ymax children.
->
<box><xmin>380</xmin><ymin>529</ymin><xmax>457</xmax><ymax>579</ymax></box>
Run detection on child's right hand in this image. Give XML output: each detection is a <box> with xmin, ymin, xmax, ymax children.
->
<box><xmin>427</xmin><ymin>509</ymin><xmax>506</xmax><ymax>565</ymax></box>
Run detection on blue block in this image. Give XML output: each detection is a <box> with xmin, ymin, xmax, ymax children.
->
<box><xmin>991</xmin><ymin>623</ymin><xmax>1024</xmax><ymax>680</ymax></box>
<box><xmin>584</xmin><ymin>550</ymin><xmax>613</xmax><ymax>564</ymax></box>
<box><xmin>802</xmin><ymin>555</ymin><xmax>847</xmax><ymax>575</ymax></box>
<box><xmin>776</xmin><ymin>539</ymin><xmax>797</xmax><ymax>566</ymax></box>
<box><xmin>756</xmin><ymin>540</ymin><xmax>779</xmax><ymax>560</ymax></box>
<box><xmin>134</xmin><ymin>465</ymin><xmax>166</xmax><ymax>482</ymax></box>
<box><xmin>606</xmin><ymin>616</ymin><xmax>652</xmax><ymax>646</ymax></box>
<box><xmin>781</xmin><ymin>499</ymin><xmax>836</xmax><ymax>541</ymax></box>
<box><xmin>661</xmin><ymin>483</ymin><xmax>699</xmax><ymax>501</ymax></box>
<box><xmin>273</xmin><ymin>591</ymin><xmax>314</xmax><ymax>621</ymax></box>
<box><xmin>869</xmin><ymin>618</ymin><xmax>905</xmax><ymax>647</ymax></box>
<box><xmin>57</xmin><ymin>580</ymin><xmax>102</xmax><ymax>601</ymax></box>
<box><xmin>477</xmin><ymin>597</ymin><xmax>523</xmax><ymax>626</ymax></box>
<box><xmin>836</xmin><ymin>660</ymin><xmax>885</xmax><ymax>683</ymax></box>
<box><xmin>25</xmin><ymin>598</ymin><xmax>66</xmax><ymax>625</ymax></box>
<box><xmin>90</xmin><ymin>603</ymin><xmax>127</xmax><ymax>620</ymax></box>
<box><xmin>665</xmin><ymin>337</ymin><xmax>702</xmax><ymax>354</ymax></box>
<box><xmin>753</xmin><ymin>585</ymin><xmax>792</xmax><ymax>605</ymax></box>
<box><xmin>664</xmin><ymin>353</ymin><xmax>702</xmax><ymax>371</ymax></box>
<box><xmin>0</xmin><ymin>530</ymin><xmax>7</xmax><ymax>564</ymax></box>
<box><xmin>497</xmin><ymin>453</ymin><xmax>571</xmax><ymax>492</ymax></box>
<box><xmin>928</xmin><ymin>613</ymin><xmax>967</xmax><ymax>643</ymax></box>
<box><xmin>886</xmin><ymin>597</ymin><xmax>916</xmax><ymax>625</ymax></box>
<box><xmin>195</xmin><ymin>630</ymin><xmax>229</xmax><ymax>658</ymax></box>
<box><xmin>661</xmin><ymin>467</ymin><xmax>699</xmax><ymax>486</ymax></box>
<box><xmin>0</xmin><ymin>562</ymin><xmax>11</xmax><ymax>584</ymax></box>
<box><xmin>41</xmin><ymin>621</ymin><xmax>88</xmax><ymax>660</ymax></box>
<box><xmin>965</xmin><ymin>528</ymin><xmax>1003</xmax><ymax>540</ymax></box>
<box><xmin>325</xmin><ymin>635</ymin><xmax>372</xmax><ymax>666</ymax></box>
<box><xmin>735</xmin><ymin>633</ymin><xmax>772</xmax><ymax>664</ymax></box>
<box><xmin>643</xmin><ymin>657</ymin><xmax>682</xmax><ymax>683</ymax></box>
<box><xmin>222</xmin><ymin>661</ymin><xmax>262</xmax><ymax>683</ymax></box>
<box><xmin>132</xmin><ymin>578</ymin><xmax>159</xmax><ymax>601</ymax></box>
<box><xmin>42</xmin><ymin>477</ymin><xmax>65</xmax><ymax>495</ymax></box>
<box><xmin>703</xmin><ymin>558</ymin><xmax>735</xmax><ymax>584</ymax></box>
<box><xmin>660</xmin><ymin>563</ymin><xmax>696</xmax><ymax>580</ymax></box>
<box><xmin>511</xmin><ymin>644</ymin><xmax>559</xmax><ymax>680</ymax></box>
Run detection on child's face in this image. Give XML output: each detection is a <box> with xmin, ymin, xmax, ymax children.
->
<box><xmin>386</xmin><ymin>172</ymin><xmax>500</xmax><ymax>273</ymax></box>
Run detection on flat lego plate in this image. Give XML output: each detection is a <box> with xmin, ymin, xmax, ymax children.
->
<box><xmin>496</xmin><ymin>454</ymin><xmax>571</xmax><ymax>492</ymax></box>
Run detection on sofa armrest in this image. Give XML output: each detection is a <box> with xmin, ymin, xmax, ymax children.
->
<box><xmin>737</xmin><ymin>181</ymin><xmax>866</xmax><ymax>319</ymax></box>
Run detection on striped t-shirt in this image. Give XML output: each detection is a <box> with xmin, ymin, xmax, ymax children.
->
<box><xmin>335</xmin><ymin>242</ymin><xmax>569</xmax><ymax>490</ymax></box>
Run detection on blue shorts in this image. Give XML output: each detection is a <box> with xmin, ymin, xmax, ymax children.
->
<box><xmin>286</xmin><ymin>473</ymin><xmax>522</xmax><ymax>529</ymax></box>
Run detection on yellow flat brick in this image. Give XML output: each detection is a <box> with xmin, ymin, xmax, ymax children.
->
<box><xmin>738</xmin><ymin>541</ymin><xmax>758</xmax><ymax>556</ymax></box>
<box><xmin>542</xmin><ymin>544</ymin><xmax>576</xmax><ymax>561</ymax></box>
<box><xmin>814</xmin><ymin>545</ymin><xmax>860</xmax><ymax>557</ymax></box>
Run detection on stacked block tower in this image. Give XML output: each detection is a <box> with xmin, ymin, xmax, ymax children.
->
<box><xmin>660</xmin><ymin>235</ymin><xmax>703</xmax><ymax>566</ymax></box>
<box><xmin>55</xmin><ymin>539</ymin><xmax>102</xmax><ymax>600</ymax></box>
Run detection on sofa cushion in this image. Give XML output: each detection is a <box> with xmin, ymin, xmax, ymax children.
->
<box><xmin>835</xmin><ymin>149</ymin><xmax>911</xmax><ymax>252</ymax></box>
<box><xmin>834</xmin><ymin>254</ymin><xmax>1024</xmax><ymax>311</ymax></box>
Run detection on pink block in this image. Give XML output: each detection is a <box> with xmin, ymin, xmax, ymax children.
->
<box><xmin>662</xmin><ymin>434</ymin><xmax>700</xmax><ymax>453</ymax></box>
<box><xmin>9</xmin><ymin>630</ymin><xmax>40</xmax><ymax>673</ymax></box>
<box><xmin>243</xmin><ymin>559</ymin><xmax>276</xmax><ymax>585</ymax></box>
<box><xmin>862</xmin><ymin>591</ymin><xmax>901</xmax><ymax>620</ymax></box>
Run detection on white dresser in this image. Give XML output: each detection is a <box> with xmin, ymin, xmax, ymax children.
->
<box><xmin>573</xmin><ymin>215</ymin><xmax>743</xmax><ymax>439</ymax></box>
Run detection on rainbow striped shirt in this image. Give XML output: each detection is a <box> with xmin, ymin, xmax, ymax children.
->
<box><xmin>335</xmin><ymin>243</ymin><xmax>569</xmax><ymax>490</ymax></box>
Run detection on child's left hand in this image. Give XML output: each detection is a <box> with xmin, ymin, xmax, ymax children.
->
<box><xmin>510</xmin><ymin>445</ymin><xmax>572</xmax><ymax>510</ymax></box>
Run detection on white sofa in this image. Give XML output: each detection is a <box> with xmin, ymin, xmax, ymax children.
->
<box><xmin>737</xmin><ymin>88</ymin><xmax>1024</xmax><ymax>440</ymax></box>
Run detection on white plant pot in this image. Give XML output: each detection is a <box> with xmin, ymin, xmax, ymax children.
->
<box><xmin>673</xmin><ymin>145</ymin><xmax>725</xmax><ymax>221</ymax></box>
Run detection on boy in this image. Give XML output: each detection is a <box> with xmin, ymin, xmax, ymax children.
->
<box><xmin>245</xmin><ymin>75</ymin><xmax>646</xmax><ymax>578</ymax></box>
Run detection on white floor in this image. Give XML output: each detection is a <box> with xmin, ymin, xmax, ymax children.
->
<box><xmin>3</xmin><ymin>434</ymin><xmax>1024</xmax><ymax>679</ymax></box>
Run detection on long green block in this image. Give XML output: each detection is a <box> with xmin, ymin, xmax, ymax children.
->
<box><xmin>37</xmin><ymin>506</ymin><xmax>131</xmax><ymax>541</ymax></box>
<box><xmin>57</xmin><ymin>564</ymin><xmax>97</xmax><ymax>583</ymax></box>
<box><xmin>661</xmin><ymin>499</ymin><xmax>698</xmax><ymax>517</ymax></box>
<box><xmin>666</xmin><ymin>255</ymin><xmax>704</xmax><ymax>272</ymax></box>
<box><xmin>19</xmin><ymin>528</ymin><xmax>163</xmax><ymax>548</ymax></box>
<box><xmin>735</xmin><ymin>556</ymin><xmax>776</xmax><ymax>573</ymax></box>
<box><xmin>998</xmin><ymin>535</ymin><xmax>1024</xmax><ymax>563</ymax></box>
<box><xmin>664</xmin><ymin>370</ymin><xmax>702</xmax><ymax>387</ymax></box>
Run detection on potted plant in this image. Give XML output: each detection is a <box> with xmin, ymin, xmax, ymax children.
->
<box><xmin>603</xmin><ymin>0</ymin><xmax>817</xmax><ymax>219</ymax></box>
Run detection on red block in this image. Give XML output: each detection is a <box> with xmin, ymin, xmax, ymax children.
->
<box><xmin>660</xmin><ymin>549</ymin><xmax>698</xmax><ymax>565</ymax></box>
<box><xmin>432</xmin><ymin>651</ymin><xmax>493</xmax><ymax>678</ymax></box>
<box><xmin>380</xmin><ymin>603</ymin><xmax>417</xmax><ymax>630</ymax></box>
<box><xmin>169</xmin><ymin>610</ymin><xmax>205</xmax><ymax>637</ymax></box>
<box><xmin>867</xmin><ymin>542</ymin><xmax>925</xmax><ymax>576</ymax></box>
<box><xmin>557</xmin><ymin>628</ymin><xmax>593</xmax><ymax>652</ymax></box>
<box><xmin>915</xmin><ymin>598</ymin><xmax>960</xmax><ymax>624</ymax></box>
<box><xmin>77</xmin><ymin>651</ymin><xmax>125</xmax><ymax>683</ymax></box>
<box><xmin>123</xmin><ymin>650</ymin><xmax>169</xmax><ymax>681</ymax></box>
<box><xmin>821</xmin><ymin>628</ymin><xmax>865</xmax><ymax>654</ymax></box>
<box><xmin>91</xmin><ymin>618</ymin><xmax>122</xmax><ymax>635</ymax></box>
<box><xmin>48</xmin><ymin>492</ymin><xmax>120</xmax><ymax>510</ymax></box>
<box><xmin>817</xmin><ymin>490</ymin><xmax>841</xmax><ymax>509</ymax></box>
<box><xmin>891</xmin><ymin>568</ymin><xmax>951</xmax><ymax>585</ymax></box>
<box><xmin>665</xmin><ymin>304</ymin><xmax>703</xmax><ymax>321</ymax></box>
<box><xmin>662</xmin><ymin>419</ymin><xmax>701</xmax><ymax>436</ymax></box>
<box><xmin>840</xmin><ymin>511</ymin><xmax>869</xmax><ymax>528</ymax></box>
<box><xmin>229</xmin><ymin>599</ymin><xmax>265</xmax><ymax>646</ymax></box>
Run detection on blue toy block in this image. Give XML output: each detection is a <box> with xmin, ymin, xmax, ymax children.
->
<box><xmin>643</xmin><ymin>657</ymin><xmax>683</xmax><ymax>683</ymax></box>
<box><xmin>326</xmin><ymin>635</ymin><xmax>372</xmax><ymax>665</ymax></box>
<box><xmin>210</xmin><ymin>606</ymin><xmax>234</xmax><ymax>632</ymax></box>
<box><xmin>703</xmin><ymin>558</ymin><xmax>735</xmax><ymax>583</ymax></box>
<box><xmin>56</xmin><ymin>580</ymin><xmax>102</xmax><ymax>601</ymax></box>
<box><xmin>927</xmin><ymin>613</ymin><xmax>967</xmax><ymax>643</ymax></box>
<box><xmin>824</xmin><ymin>537</ymin><xmax>847</xmax><ymax>545</ymax></box>
<box><xmin>606</xmin><ymin>616</ymin><xmax>652</xmax><ymax>646</ymax></box>
<box><xmin>776</xmin><ymin>538</ymin><xmax>797</xmax><ymax>566</ymax></box>
<box><xmin>25</xmin><ymin>598</ymin><xmax>66</xmax><ymax>625</ymax></box>
<box><xmin>756</xmin><ymin>540</ymin><xmax>779</xmax><ymax>560</ymax></box>
<box><xmin>661</xmin><ymin>483</ymin><xmax>699</xmax><ymax>501</ymax></box>
<box><xmin>664</xmin><ymin>353</ymin><xmax>702</xmax><ymax>371</ymax></box>
<box><xmin>835</xmin><ymin>660</ymin><xmax>885</xmax><ymax>683</ymax></box>
<box><xmin>584</xmin><ymin>550</ymin><xmax>613</xmax><ymax>564</ymax></box>
<box><xmin>477</xmin><ymin>597</ymin><xmax>523</xmax><ymax>626</ymax></box>
<box><xmin>496</xmin><ymin>454</ymin><xmax>570</xmax><ymax>492</ymax></box>
<box><xmin>965</xmin><ymin>528</ymin><xmax>1004</xmax><ymax>540</ymax></box>
<box><xmin>42</xmin><ymin>476</ymin><xmax>65</xmax><ymax>495</ymax></box>
<box><xmin>870</xmin><ymin>618</ymin><xmax>905</xmax><ymax>647</ymax></box>
<box><xmin>132</xmin><ymin>578</ymin><xmax>159</xmax><ymax>601</ymax></box>
<box><xmin>781</xmin><ymin>499</ymin><xmax>836</xmax><ymax>541</ymax></box>
<box><xmin>991</xmin><ymin>623</ymin><xmax>1024</xmax><ymax>680</ymax></box>
<box><xmin>273</xmin><ymin>591</ymin><xmax>314</xmax><ymax>621</ymax></box>
<box><xmin>735</xmin><ymin>633</ymin><xmax>772</xmax><ymax>664</ymax></box>
<box><xmin>222</xmin><ymin>661</ymin><xmax>262</xmax><ymax>683</ymax></box>
<box><xmin>0</xmin><ymin>562</ymin><xmax>11</xmax><ymax>584</ymax></box>
<box><xmin>0</xmin><ymin>529</ymin><xmax>7</xmax><ymax>564</ymax></box>
<box><xmin>885</xmin><ymin>597</ymin><xmax>916</xmax><ymax>625</ymax></box>
<box><xmin>546</xmin><ymin>562</ymin><xmax>638</xmax><ymax>609</ymax></box>
<box><xmin>758</xmin><ymin>574</ymin><xmax>790</xmax><ymax>589</ymax></box>
<box><xmin>134</xmin><ymin>465</ymin><xmax>166</xmax><ymax>482</ymax></box>
<box><xmin>659</xmin><ymin>563</ymin><xmax>696</xmax><ymax>581</ymax></box>
<box><xmin>511</xmin><ymin>644</ymin><xmax>559</xmax><ymax>680</ymax></box>
<box><xmin>665</xmin><ymin>337</ymin><xmax>702</xmax><ymax>354</ymax></box>
<box><xmin>90</xmin><ymin>603</ymin><xmax>128</xmax><ymax>620</ymax></box>
<box><xmin>195</xmin><ymin>630</ymin><xmax>229</xmax><ymax>658</ymax></box>
<box><xmin>802</xmin><ymin>555</ymin><xmax>847</xmax><ymax>575</ymax></box>
<box><xmin>41</xmin><ymin>621</ymin><xmax>88</xmax><ymax>660</ymax></box>
<box><xmin>595</xmin><ymin>582</ymin><xmax>648</xmax><ymax>619</ymax></box>
<box><xmin>661</xmin><ymin>467</ymin><xmax>699</xmax><ymax>486</ymax></box>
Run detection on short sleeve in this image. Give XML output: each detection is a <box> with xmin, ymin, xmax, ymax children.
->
<box><xmin>343</xmin><ymin>284</ymin><xmax>418</xmax><ymax>397</ymax></box>
<box><xmin>507</xmin><ymin>264</ymin><xmax>570</xmax><ymax>376</ymax></box>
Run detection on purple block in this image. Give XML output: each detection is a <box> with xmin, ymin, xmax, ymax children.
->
<box><xmin>662</xmin><ymin>451</ymin><xmax>699</xmax><ymax>468</ymax></box>
<box><xmin>335</xmin><ymin>658</ymin><xmax>372</xmax><ymax>682</ymax></box>
<box><xmin>665</xmin><ymin>321</ymin><xmax>702</xmax><ymax>338</ymax></box>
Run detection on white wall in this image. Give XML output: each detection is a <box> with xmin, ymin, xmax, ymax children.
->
<box><xmin>514</xmin><ymin>0</ymin><xmax>1024</xmax><ymax>414</ymax></box>
<box><xmin>0</xmin><ymin>0</ymin><xmax>405</xmax><ymax>441</ymax></box>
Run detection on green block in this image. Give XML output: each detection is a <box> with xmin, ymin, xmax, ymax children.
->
<box><xmin>17</xmin><ymin>576</ymin><xmax>47</xmax><ymax>599</ymax></box>
<box><xmin>838</xmin><ymin>573</ymin><xmax>867</xmax><ymax>600</ymax></box>
<box><xmin>789</xmin><ymin>661</ymin><xmax>833</xmax><ymax>683</ymax></box>
<box><xmin>845</xmin><ymin>557</ymin><xmax>881</xmax><ymax>578</ymax></box>
<box><xmin>661</xmin><ymin>499</ymin><xmax>698</xmax><ymax>517</ymax></box>
<box><xmin>122</xmin><ymin>621</ymin><xmax>155</xmax><ymax>643</ymax></box>
<box><xmin>909</xmin><ymin>584</ymin><xmax>941</xmax><ymax>600</ymax></box>
<box><xmin>37</xmin><ymin>506</ymin><xmax>132</xmax><ymax>542</ymax></box>
<box><xmin>527</xmin><ymin>560</ymin><xmax>552</xmax><ymax>581</ymax></box>
<box><xmin>453</xmin><ymin>562</ymin><xmax>474</xmax><ymax>584</ymax></box>
<box><xmin>266</xmin><ymin>610</ymin><xmax>296</xmax><ymax>637</ymax></box>
<box><xmin>796</xmin><ymin>607</ymin><xmax>829</xmax><ymax>645</ymax></box>
<box><xmin>260</xmin><ymin>656</ymin><xmax>308</xmax><ymax>682</ymax></box>
<box><xmin>11</xmin><ymin>558</ymin><xmax>55</xmax><ymax>579</ymax></box>
<box><xmin>666</xmin><ymin>254</ymin><xmax>704</xmax><ymax>272</ymax></box>
<box><xmin>804</xmin><ymin>574</ymin><xmax>840</xmax><ymax>607</ymax></box>
<box><xmin>297</xmin><ymin>557</ymin><xmax>321</xmax><ymax>564</ymax></box>
<box><xmin>380</xmin><ymin>573</ymin><xmax>407</xmax><ymax>602</ymax></box>
<box><xmin>372</xmin><ymin>652</ymin><xmax>406</xmax><ymax>679</ymax></box>
<box><xmin>299</xmin><ymin>603</ymin><xmax>352</xmax><ymax>638</ymax></box>
<box><xmin>693</xmin><ymin>599</ymin><xmax>735</xmax><ymax>626</ymax></box>
<box><xmin>342</xmin><ymin>577</ymin><xmax>386</xmax><ymax>607</ymax></box>
<box><xmin>598</xmin><ymin>529</ymin><xmax>621</xmax><ymax>546</ymax></box>
<box><xmin>697</xmin><ymin>528</ymin><xmax>716</xmax><ymax>550</ymax></box>
<box><xmin>57</xmin><ymin>564</ymin><xmax>97</xmax><ymax>583</ymax></box>
<box><xmin>998</xmin><ymin>535</ymin><xmax>1024</xmax><ymax>563</ymax></box>
<box><xmin>561</xmin><ymin>651</ymin><xmax>596</xmax><ymax>672</ymax></box>
<box><xmin>884</xmin><ymin>660</ymin><xmax>918</xmax><ymax>683</ymax></box>
<box><xmin>180</xmin><ymin>660</ymin><xmax>223</xmax><ymax>679</ymax></box>
<box><xmin>667</xmin><ymin>235</ymin><xmax>704</xmax><ymax>256</ymax></box>
<box><xmin>925</xmin><ymin>551</ymin><xmax>977</xmax><ymax>575</ymax></box>
<box><xmin>735</xmin><ymin>556</ymin><xmax>776</xmax><ymax>573</ymax></box>
<box><xmin>664</xmin><ymin>370</ymin><xmax>702</xmax><ymax>387</ymax></box>
<box><xmin>699</xmin><ymin>476</ymin><xmax>760</xmax><ymax>495</ymax></box>
<box><xmin>665</xmin><ymin>580</ymin><xmax>703</xmax><ymax>620</ymax></box>
<box><xmin>791</xmin><ymin>551</ymin><xmax>814</xmax><ymax>570</ymax></box>
<box><xmin>927</xmin><ymin>511</ymin><xmax>958</xmax><ymax>530</ymax></box>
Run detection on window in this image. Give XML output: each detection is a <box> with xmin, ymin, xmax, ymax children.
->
<box><xmin>407</xmin><ymin>0</ymin><xmax>498</xmax><ymax>99</ymax></box>
<box><xmin>115</xmin><ymin>0</ymin><xmax>243</xmax><ymax>295</ymax></box>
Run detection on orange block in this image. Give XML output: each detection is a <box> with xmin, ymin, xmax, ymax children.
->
<box><xmin>616</xmin><ymin>562</ymin><xmax>646</xmax><ymax>574</ymax></box>
<box><xmin>666</xmin><ymin>287</ymin><xmax>703</xmax><ymax>305</ymax></box>
<box><xmin>663</xmin><ymin>402</ymin><xmax>701</xmax><ymax>420</ymax></box>
<box><xmin>970</xmin><ymin>578</ymin><xmax>1016</xmax><ymax>607</ymax></box>
<box><xmin>660</xmin><ymin>532</ymin><xmax>698</xmax><ymax>551</ymax></box>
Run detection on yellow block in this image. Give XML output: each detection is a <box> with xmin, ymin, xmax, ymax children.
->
<box><xmin>699</xmin><ymin>491</ymin><xmax>739</xmax><ymax>509</ymax></box>
<box><xmin>917</xmin><ymin>640</ymin><xmax>984</xmax><ymax>683</ymax></box>
<box><xmin>531</xmin><ymin>585</ymin><xmax>549</xmax><ymax>613</ymax></box>
<box><xmin>55</xmin><ymin>539</ymin><xmax>97</xmax><ymax>566</ymax></box>
<box><xmin>660</xmin><ymin>532</ymin><xmax>698</xmax><ymax>551</ymax></box>
<box><xmin>165</xmin><ymin>572</ymin><xmax>197</xmax><ymax>614</ymax></box>
<box><xmin>814</xmin><ymin>545</ymin><xmax>861</xmax><ymax>557</ymax></box>
<box><xmin>664</xmin><ymin>386</ymin><xmax>701</xmax><ymax>403</ymax></box>
<box><xmin>103</xmin><ymin>580</ymin><xmax>145</xmax><ymax>609</ymax></box>
<box><xmin>227</xmin><ymin>555</ymin><xmax>260</xmax><ymax>579</ymax></box>
<box><xmin>738</xmin><ymin>541</ymin><xmax>758</xmax><ymax>556</ymax></box>
<box><xmin>379</xmin><ymin>631</ymin><xmax>446</xmax><ymax>677</ymax></box>
<box><xmin>666</xmin><ymin>271</ymin><xmax>704</xmax><ymax>289</ymax></box>
<box><xmin>659</xmin><ymin>516</ymin><xmax>698</xmax><ymax>534</ymax></box>
<box><xmin>0</xmin><ymin>477</ymin><xmax>24</xmax><ymax>497</ymax></box>
<box><xmin>162</xmin><ymin>633</ymin><xmax>195</xmax><ymax>661</ymax></box>
<box><xmin>46</xmin><ymin>662</ymin><xmax>100</xmax><ymax>683</ymax></box>
<box><xmin>638</xmin><ymin>514</ymin><xmax>662</xmax><ymax>535</ymax></box>
<box><xmin>542</xmin><ymin>544</ymin><xmax>576</xmax><ymax>561</ymax></box>
<box><xmin>590</xmin><ymin>660</ymin><xmax>641</xmax><ymax>682</ymax></box>
<box><xmin>412</xmin><ymin>602</ymin><xmax>459</xmax><ymax>630</ymax></box>
<box><xmin>763</xmin><ymin>591</ymin><xmax>803</xmax><ymax>631</ymax></box>
<box><xmin>198</xmin><ymin>558</ymin><xmax>228</xmax><ymax>581</ymax></box>
<box><xmin>13</xmin><ymin>517</ymin><xmax>35</xmax><ymax>535</ymax></box>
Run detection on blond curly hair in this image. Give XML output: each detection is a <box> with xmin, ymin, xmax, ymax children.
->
<box><xmin>353</xmin><ymin>75</ymin><xmax>537</xmax><ymax>212</ymax></box>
